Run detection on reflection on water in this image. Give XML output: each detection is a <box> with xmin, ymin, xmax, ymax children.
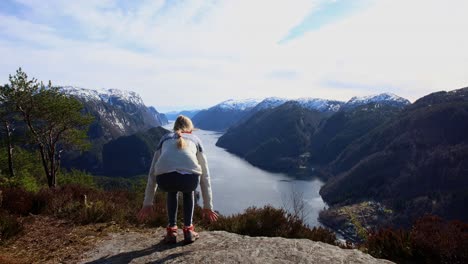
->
<box><xmin>163</xmin><ymin>124</ymin><xmax>326</xmax><ymax>227</ymax></box>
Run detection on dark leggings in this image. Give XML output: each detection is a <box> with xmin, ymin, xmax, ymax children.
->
<box><xmin>156</xmin><ymin>172</ymin><xmax>200</xmax><ymax>227</ymax></box>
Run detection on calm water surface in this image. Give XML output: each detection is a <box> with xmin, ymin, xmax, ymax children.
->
<box><xmin>164</xmin><ymin>124</ymin><xmax>327</xmax><ymax>227</ymax></box>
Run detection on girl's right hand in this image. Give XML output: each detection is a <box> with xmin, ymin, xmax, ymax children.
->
<box><xmin>137</xmin><ymin>205</ymin><xmax>154</xmax><ymax>222</ymax></box>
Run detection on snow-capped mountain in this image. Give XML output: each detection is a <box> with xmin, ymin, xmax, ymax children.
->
<box><xmin>293</xmin><ymin>98</ymin><xmax>345</xmax><ymax>112</ymax></box>
<box><xmin>249</xmin><ymin>97</ymin><xmax>344</xmax><ymax>114</ymax></box>
<box><xmin>192</xmin><ymin>99</ymin><xmax>262</xmax><ymax>131</ymax></box>
<box><xmin>345</xmin><ymin>93</ymin><xmax>410</xmax><ymax>109</ymax></box>
<box><xmin>60</xmin><ymin>86</ymin><xmax>145</xmax><ymax>106</ymax></box>
<box><xmin>61</xmin><ymin>86</ymin><xmax>167</xmax><ymax>129</ymax></box>
<box><xmin>61</xmin><ymin>86</ymin><xmax>168</xmax><ymax>126</ymax></box>
<box><xmin>191</xmin><ymin>92</ymin><xmax>410</xmax><ymax>131</ymax></box>
<box><xmin>214</xmin><ymin>98</ymin><xmax>262</xmax><ymax>111</ymax></box>
<box><xmin>60</xmin><ymin>86</ymin><xmax>167</xmax><ymax>174</ymax></box>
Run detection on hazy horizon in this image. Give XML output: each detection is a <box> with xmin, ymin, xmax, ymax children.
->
<box><xmin>1</xmin><ymin>0</ymin><xmax>467</xmax><ymax>112</ymax></box>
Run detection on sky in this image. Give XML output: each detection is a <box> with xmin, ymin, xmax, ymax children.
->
<box><xmin>0</xmin><ymin>0</ymin><xmax>467</xmax><ymax>112</ymax></box>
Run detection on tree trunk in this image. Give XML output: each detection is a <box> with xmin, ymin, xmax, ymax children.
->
<box><xmin>48</xmin><ymin>144</ymin><xmax>57</xmax><ymax>188</ymax></box>
<box><xmin>3</xmin><ymin>120</ymin><xmax>14</xmax><ymax>178</ymax></box>
<box><xmin>38</xmin><ymin>145</ymin><xmax>53</xmax><ymax>188</ymax></box>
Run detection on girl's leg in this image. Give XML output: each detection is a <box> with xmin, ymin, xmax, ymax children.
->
<box><xmin>182</xmin><ymin>191</ymin><xmax>195</xmax><ymax>227</ymax></box>
<box><xmin>166</xmin><ymin>191</ymin><xmax>178</xmax><ymax>227</ymax></box>
<box><xmin>158</xmin><ymin>172</ymin><xmax>199</xmax><ymax>227</ymax></box>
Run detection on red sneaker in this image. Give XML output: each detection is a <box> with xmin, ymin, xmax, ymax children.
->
<box><xmin>183</xmin><ymin>225</ymin><xmax>199</xmax><ymax>244</ymax></box>
<box><xmin>164</xmin><ymin>226</ymin><xmax>178</xmax><ymax>244</ymax></box>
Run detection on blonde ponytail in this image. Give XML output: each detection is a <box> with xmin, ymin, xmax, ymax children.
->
<box><xmin>173</xmin><ymin>115</ymin><xmax>194</xmax><ymax>149</ymax></box>
<box><xmin>175</xmin><ymin>130</ymin><xmax>187</xmax><ymax>149</ymax></box>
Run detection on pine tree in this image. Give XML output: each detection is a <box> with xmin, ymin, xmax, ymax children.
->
<box><xmin>7</xmin><ymin>68</ymin><xmax>93</xmax><ymax>187</ymax></box>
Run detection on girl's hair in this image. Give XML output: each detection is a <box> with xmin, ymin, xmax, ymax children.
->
<box><xmin>173</xmin><ymin>115</ymin><xmax>194</xmax><ymax>149</ymax></box>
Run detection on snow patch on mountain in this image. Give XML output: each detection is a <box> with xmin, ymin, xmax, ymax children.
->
<box><xmin>254</xmin><ymin>97</ymin><xmax>289</xmax><ymax>111</ymax></box>
<box><xmin>346</xmin><ymin>93</ymin><xmax>410</xmax><ymax>107</ymax></box>
<box><xmin>214</xmin><ymin>98</ymin><xmax>262</xmax><ymax>111</ymax></box>
<box><xmin>293</xmin><ymin>98</ymin><xmax>345</xmax><ymax>112</ymax></box>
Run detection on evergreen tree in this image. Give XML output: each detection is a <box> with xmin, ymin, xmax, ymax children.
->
<box><xmin>7</xmin><ymin>68</ymin><xmax>93</xmax><ymax>187</ymax></box>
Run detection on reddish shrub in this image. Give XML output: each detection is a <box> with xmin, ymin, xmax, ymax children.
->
<box><xmin>33</xmin><ymin>185</ymin><xmax>83</xmax><ymax>216</ymax></box>
<box><xmin>365</xmin><ymin>215</ymin><xmax>468</xmax><ymax>264</ymax></box>
<box><xmin>365</xmin><ymin>227</ymin><xmax>412</xmax><ymax>262</ymax></box>
<box><xmin>0</xmin><ymin>187</ymin><xmax>34</xmax><ymax>215</ymax></box>
<box><xmin>411</xmin><ymin>215</ymin><xmax>468</xmax><ymax>264</ymax></box>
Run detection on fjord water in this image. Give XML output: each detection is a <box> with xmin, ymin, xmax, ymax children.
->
<box><xmin>165</xmin><ymin>124</ymin><xmax>326</xmax><ymax>227</ymax></box>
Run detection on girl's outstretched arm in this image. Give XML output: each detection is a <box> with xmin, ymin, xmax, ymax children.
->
<box><xmin>196</xmin><ymin>151</ymin><xmax>214</xmax><ymax>211</ymax></box>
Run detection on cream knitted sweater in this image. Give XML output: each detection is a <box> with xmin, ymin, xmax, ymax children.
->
<box><xmin>142</xmin><ymin>132</ymin><xmax>213</xmax><ymax>210</ymax></box>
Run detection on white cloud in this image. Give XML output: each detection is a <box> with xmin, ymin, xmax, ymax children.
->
<box><xmin>0</xmin><ymin>0</ymin><xmax>467</xmax><ymax>111</ymax></box>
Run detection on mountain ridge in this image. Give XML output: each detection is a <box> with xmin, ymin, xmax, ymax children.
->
<box><xmin>191</xmin><ymin>93</ymin><xmax>409</xmax><ymax>131</ymax></box>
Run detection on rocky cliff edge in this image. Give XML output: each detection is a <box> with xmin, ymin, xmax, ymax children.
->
<box><xmin>80</xmin><ymin>229</ymin><xmax>393</xmax><ymax>264</ymax></box>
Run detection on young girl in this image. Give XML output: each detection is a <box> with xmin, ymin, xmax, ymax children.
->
<box><xmin>137</xmin><ymin>115</ymin><xmax>218</xmax><ymax>243</ymax></box>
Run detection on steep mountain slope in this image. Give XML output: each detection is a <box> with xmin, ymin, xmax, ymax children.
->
<box><xmin>320</xmin><ymin>87</ymin><xmax>468</xmax><ymax>224</ymax></box>
<box><xmin>61</xmin><ymin>87</ymin><xmax>166</xmax><ymax>139</ymax></box>
<box><xmin>309</xmin><ymin>103</ymin><xmax>406</xmax><ymax>165</ymax></box>
<box><xmin>102</xmin><ymin>126</ymin><xmax>168</xmax><ymax>176</ymax></box>
<box><xmin>217</xmin><ymin>102</ymin><xmax>327</xmax><ymax>172</ymax></box>
<box><xmin>148</xmin><ymin>107</ymin><xmax>168</xmax><ymax>126</ymax></box>
<box><xmin>59</xmin><ymin>86</ymin><xmax>166</xmax><ymax>174</ymax></box>
<box><xmin>192</xmin><ymin>99</ymin><xmax>261</xmax><ymax>131</ymax></box>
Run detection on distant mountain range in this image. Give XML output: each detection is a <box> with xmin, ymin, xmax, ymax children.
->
<box><xmin>215</xmin><ymin>88</ymin><xmax>468</xmax><ymax>227</ymax></box>
<box><xmin>216</xmin><ymin>93</ymin><xmax>409</xmax><ymax>172</ymax></box>
<box><xmin>165</xmin><ymin>109</ymin><xmax>201</xmax><ymax>120</ymax></box>
<box><xmin>191</xmin><ymin>93</ymin><xmax>408</xmax><ymax>131</ymax></box>
<box><xmin>60</xmin><ymin>86</ymin><xmax>168</xmax><ymax>174</ymax></box>
<box><xmin>192</xmin><ymin>99</ymin><xmax>262</xmax><ymax>131</ymax></box>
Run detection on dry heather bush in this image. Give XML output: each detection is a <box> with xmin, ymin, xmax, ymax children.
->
<box><xmin>33</xmin><ymin>184</ymin><xmax>142</xmax><ymax>224</ymax></box>
<box><xmin>0</xmin><ymin>185</ymin><xmax>203</xmax><ymax>228</ymax></box>
<box><xmin>204</xmin><ymin>205</ymin><xmax>337</xmax><ymax>245</ymax></box>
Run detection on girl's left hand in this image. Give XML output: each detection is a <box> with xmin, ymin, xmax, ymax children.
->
<box><xmin>137</xmin><ymin>205</ymin><xmax>154</xmax><ymax>223</ymax></box>
<box><xmin>202</xmin><ymin>209</ymin><xmax>219</xmax><ymax>223</ymax></box>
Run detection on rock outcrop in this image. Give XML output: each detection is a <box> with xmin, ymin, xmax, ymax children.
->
<box><xmin>80</xmin><ymin>229</ymin><xmax>393</xmax><ymax>263</ymax></box>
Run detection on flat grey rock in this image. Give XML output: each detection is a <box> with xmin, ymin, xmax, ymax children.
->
<box><xmin>79</xmin><ymin>229</ymin><xmax>394</xmax><ymax>264</ymax></box>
